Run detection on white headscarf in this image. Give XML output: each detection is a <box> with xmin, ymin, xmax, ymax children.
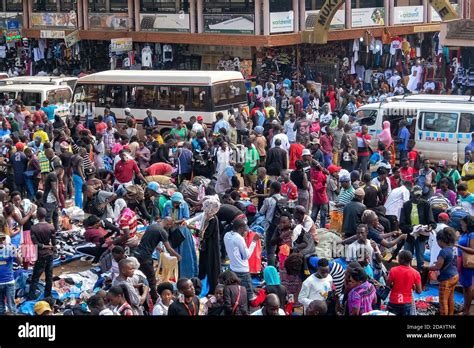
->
<box><xmin>113</xmin><ymin>198</ymin><xmax>127</xmax><ymax>222</ymax></box>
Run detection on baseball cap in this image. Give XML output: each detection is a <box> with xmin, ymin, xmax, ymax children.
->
<box><xmin>34</xmin><ymin>301</ymin><xmax>52</xmax><ymax>315</ymax></box>
<box><xmin>339</xmin><ymin>175</ymin><xmax>351</xmax><ymax>183</ymax></box>
<box><xmin>438</xmin><ymin>160</ymin><xmax>448</xmax><ymax>167</ymax></box>
<box><xmin>197</xmin><ymin>115</ymin><xmax>203</xmax><ymax>121</ymax></box>
<box><xmin>412</xmin><ymin>185</ymin><xmax>423</xmax><ymax>196</ymax></box>
<box><xmin>327</xmin><ymin>165</ymin><xmax>341</xmax><ymax>174</ymax></box>
<box><xmin>246</xmin><ymin>205</ymin><xmax>257</xmax><ymax>214</ymax></box>
<box><xmin>15</xmin><ymin>142</ymin><xmax>25</xmax><ymax>151</ymax></box>
<box><xmin>124</xmin><ymin>108</ymin><xmax>131</xmax><ymax>113</ymax></box>
<box><xmin>302</xmin><ymin>149</ymin><xmax>311</xmax><ymax>156</ymax></box>
<box><xmin>146</xmin><ymin>182</ymin><xmax>162</xmax><ymax>195</ymax></box>
<box><xmin>438</xmin><ymin>213</ymin><xmax>450</xmax><ymax>221</ymax></box>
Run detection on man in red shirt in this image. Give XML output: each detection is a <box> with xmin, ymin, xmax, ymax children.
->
<box><xmin>310</xmin><ymin>162</ymin><xmax>329</xmax><ymax>228</ymax></box>
<box><xmin>387</xmin><ymin>250</ymin><xmax>422</xmax><ymax>316</ymax></box>
<box><xmin>289</xmin><ymin>135</ymin><xmax>305</xmax><ymax>170</ymax></box>
<box><xmin>145</xmin><ymin>162</ymin><xmax>174</xmax><ymax>176</ymax></box>
<box><xmin>95</xmin><ymin>115</ymin><xmax>107</xmax><ymax>135</ymax></box>
<box><xmin>399</xmin><ymin>159</ymin><xmax>415</xmax><ymax>183</ymax></box>
<box><xmin>280</xmin><ymin>169</ymin><xmax>298</xmax><ymax>202</ymax></box>
<box><xmin>114</xmin><ymin>150</ymin><xmax>147</xmax><ymax>187</ymax></box>
<box><xmin>320</xmin><ymin>127</ymin><xmax>334</xmax><ymax>167</ymax></box>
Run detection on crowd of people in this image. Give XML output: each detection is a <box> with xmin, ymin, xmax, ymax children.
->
<box><xmin>0</xmin><ymin>76</ymin><xmax>473</xmax><ymax>317</ymax></box>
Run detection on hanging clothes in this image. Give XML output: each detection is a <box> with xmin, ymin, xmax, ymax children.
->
<box><xmin>245</xmin><ymin>231</ymin><xmax>262</xmax><ymax>274</ymax></box>
<box><xmin>141</xmin><ymin>46</ymin><xmax>153</xmax><ymax>68</ymax></box>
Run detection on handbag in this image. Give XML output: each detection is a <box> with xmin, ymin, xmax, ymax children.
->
<box><xmin>168</xmin><ymin>227</ymin><xmax>186</xmax><ymax>249</ymax></box>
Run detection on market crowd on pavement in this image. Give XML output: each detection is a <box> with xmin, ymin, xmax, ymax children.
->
<box><xmin>0</xmin><ymin>71</ymin><xmax>473</xmax><ymax>317</ymax></box>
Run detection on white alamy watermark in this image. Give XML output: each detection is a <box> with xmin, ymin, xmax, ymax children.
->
<box><xmin>18</xmin><ymin>323</ymin><xmax>56</xmax><ymax>342</ymax></box>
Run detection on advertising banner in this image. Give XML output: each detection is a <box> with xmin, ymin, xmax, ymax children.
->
<box><xmin>431</xmin><ymin>3</ymin><xmax>459</xmax><ymax>22</ymax></box>
<box><xmin>40</xmin><ymin>30</ymin><xmax>66</xmax><ymax>39</ymax></box>
<box><xmin>140</xmin><ymin>13</ymin><xmax>190</xmax><ymax>32</ymax></box>
<box><xmin>0</xmin><ymin>13</ymin><xmax>22</xmax><ymax>30</ymax></box>
<box><xmin>270</xmin><ymin>11</ymin><xmax>294</xmax><ymax>34</ymax></box>
<box><xmin>5</xmin><ymin>30</ymin><xmax>21</xmax><ymax>43</ymax></box>
<box><xmin>393</xmin><ymin>6</ymin><xmax>424</xmax><ymax>24</ymax></box>
<box><xmin>89</xmin><ymin>13</ymin><xmax>130</xmax><ymax>30</ymax></box>
<box><xmin>31</xmin><ymin>12</ymin><xmax>77</xmax><ymax>28</ymax></box>
<box><xmin>204</xmin><ymin>14</ymin><xmax>254</xmax><ymax>34</ymax></box>
<box><xmin>64</xmin><ymin>30</ymin><xmax>80</xmax><ymax>48</ymax></box>
<box><xmin>305</xmin><ymin>9</ymin><xmax>345</xmax><ymax>29</ymax></box>
<box><xmin>351</xmin><ymin>7</ymin><xmax>385</xmax><ymax>28</ymax></box>
<box><xmin>111</xmin><ymin>38</ymin><xmax>133</xmax><ymax>53</ymax></box>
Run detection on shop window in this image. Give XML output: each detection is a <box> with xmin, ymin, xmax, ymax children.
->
<box><xmin>270</xmin><ymin>0</ymin><xmax>292</xmax><ymax>12</ymax></box>
<box><xmin>204</xmin><ymin>0</ymin><xmax>255</xmax><ymax>14</ymax></box>
<box><xmin>88</xmin><ymin>0</ymin><xmax>106</xmax><ymax>12</ymax></box>
<box><xmin>140</xmin><ymin>0</ymin><xmax>189</xmax><ymax>13</ymax></box>
<box><xmin>59</xmin><ymin>0</ymin><xmax>75</xmax><ymax>12</ymax></box>
<box><xmin>394</xmin><ymin>0</ymin><xmax>422</xmax><ymax>5</ymax></box>
<box><xmin>33</xmin><ymin>0</ymin><xmax>58</xmax><ymax>12</ymax></box>
<box><xmin>6</xmin><ymin>0</ymin><xmax>22</xmax><ymax>12</ymax></box>
<box><xmin>110</xmin><ymin>0</ymin><xmax>128</xmax><ymax>12</ymax></box>
<box><xmin>421</xmin><ymin>112</ymin><xmax>458</xmax><ymax>133</ymax></box>
<box><xmin>459</xmin><ymin>113</ymin><xmax>474</xmax><ymax>133</ymax></box>
<box><xmin>351</xmin><ymin>0</ymin><xmax>383</xmax><ymax>8</ymax></box>
<box><xmin>305</xmin><ymin>0</ymin><xmax>326</xmax><ymax>10</ymax></box>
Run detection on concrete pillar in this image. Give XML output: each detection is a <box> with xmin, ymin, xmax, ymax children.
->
<box><xmin>423</xmin><ymin>0</ymin><xmax>429</xmax><ymax>23</ymax></box>
<box><xmin>387</xmin><ymin>0</ymin><xmax>393</xmax><ymax>26</ymax></box>
<box><xmin>23</xmin><ymin>0</ymin><xmax>29</xmax><ymax>29</ymax></box>
<box><xmin>134</xmin><ymin>0</ymin><xmax>140</xmax><ymax>31</ymax></box>
<box><xmin>346</xmin><ymin>0</ymin><xmax>351</xmax><ymax>29</ymax></box>
<box><xmin>128</xmin><ymin>0</ymin><xmax>134</xmax><ymax>31</ymax></box>
<box><xmin>254</xmin><ymin>0</ymin><xmax>261</xmax><ymax>35</ymax></box>
<box><xmin>189</xmin><ymin>0</ymin><xmax>196</xmax><ymax>33</ymax></box>
<box><xmin>263</xmin><ymin>0</ymin><xmax>269</xmax><ymax>35</ymax></box>
<box><xmin>292</xmin><ymin>0</ymin><xmax>299</xmax><ymax>33</ymax></box>
<box><xmin>83</xmin><ymin>0</ymin><xmax>88</xmax><ymax>30</ymax></box>
<box><xmin>197</xmin><ymin>0</ymin><xmax>204</xmax><ymax>33</ymax></box>
<box><xmin>300</xmin><ymin>0</ymin><xmax>306</xmax><ymax>31</ymax></box>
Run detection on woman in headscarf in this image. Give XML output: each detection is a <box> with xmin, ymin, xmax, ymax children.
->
<box><xmin>378</xmin><ymin>121</ymin><xmax>395</xmax><ymax>167</ymax></box>
<box><xmin>162</xmin><ymin>192</ymin><xmax>197</xmax><ymax>279</ymax></box>
<box><xmin>197</xmin><ymin>197</ymin><xmax>221</xmax><ymax>294</ymax></box>
<box><xmin>263</xmin><ymin>266</ymin><xmax>287</xmax><ymax>310</ymax></box>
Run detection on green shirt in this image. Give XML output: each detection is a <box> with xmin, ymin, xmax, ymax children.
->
<box><xmin>244</xmin><ymin>146</ymin><xmax>260</xmax><ymax>175</ymax></box>
<box><xmin>411</xmin><ymin>203</ymin><xmax>420</xmax><ymax>226</ymax></box>
<box><xmin>10</xmin><ymin>120</ymin><xmax>20</xmax><ymax>133</ymax></box>
<box><xmin>435</xmin><ymin>169</ymin><xmax>461</xmax><ymax>186</ymax></box>
<box><xmin>170</xmin><ymin>127</ymin><xmax>189</xmax><ymax>141</ymax></box>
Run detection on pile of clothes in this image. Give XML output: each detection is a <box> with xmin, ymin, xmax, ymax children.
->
<box><xmin>53</xmin><ymin>227</ymin><xmax>87</xmax><ymax>266</ymax></box>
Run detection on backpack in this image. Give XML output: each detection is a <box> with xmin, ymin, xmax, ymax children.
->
<box><xmin>416</xmin><ymin>169</ymin><xmax>432</xmax><ymax>195</ymax></box>
<box><xmin>271</xmin><ymin>196</ymin><xmax>291</xmax><ymax>223</ymax></box>
<box><xmin>448</xmin><ymin>207</ymin><xmax>470</xmax><ymax>232</ymax></box>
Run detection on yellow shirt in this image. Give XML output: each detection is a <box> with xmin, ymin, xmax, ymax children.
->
<box><xmin>462</xmin><ymin>162</ymin><xmax>474</xmax><ymax>193</ymax></box>
<box><xmin>33</xmin><ymin>130</ymin><xmax>49</xmax><ymax>144</ymax></box>
<box><xmin>155</xmin><ymin>134</ymin><xmax>164</xmax><ymax>145</ymax></box>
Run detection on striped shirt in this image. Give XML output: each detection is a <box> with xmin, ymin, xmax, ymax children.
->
<box><xmin>71</xmin><ymin>142</ymin><xmax>94</xmax><ymax>173</ymax></box>
<box><xmin>336</xmin><ymin>186</ymin><xmax>355</xmax><ymax>212</ymax></box>
<box><xmin>118</xmin><ymin>208</ymin><xmax>138</xmax><ymax>240</ymax></box>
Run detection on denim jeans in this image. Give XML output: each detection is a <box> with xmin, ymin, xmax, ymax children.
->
<box><xmin>25</xmin><ymin>175</ymin><xmax>37</xmax><ymax>200</ymax></box>
<box><xmin>28</xmin><ymin>255</ymin><xmax>54</xmax><ymax>300</ymax></box>
<box><xmin>312</xmin><ymin>204</ymin><xmax>329</xmax><ymax>228</ymax></box>
<box><xmin>235</xmin><ymin>271</ymin><xmax>255</xmax><ymax>302</ymax></box>
<box><xmin>387</xmin><ymin>302</ymin><xmax>412</xmax><ymax>316</ymax></box>
<box><xmin>404</xmin><ymin>237</ymin><xmax>427</xmax><ymax>271</ymax></box>
<box><xmin>72</xmin><ymin>174</ymin><xmax>84</xmax><ymax>209</ymax></box>
<box><xmin>356</xmin><ymin>155</ymin><xmax>370</xmax><ymax>176</ymax></box>
<box><xmin>44</xmin><ymin>202</ymin><xmax>59</xmax><ymax>231</ymax></box>
<box><xmin>0</xmin><ymin>282</ymin><xmax>16</xmax><ymax>314</ymax></box>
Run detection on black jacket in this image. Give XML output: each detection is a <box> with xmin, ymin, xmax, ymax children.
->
<box><xmin>399</xmin><ymin>199</ymin><xmax>436</xmax><ymax>241</ymax></box>
<box><xmin>266</xmin><ymin>147</ymin><xmax>288</xmax><ymax>176</ymax></box>
<box><xmin>342</xmin><ymin>200</ymin><xmax>366</xmax><ymax>237</ymax></box>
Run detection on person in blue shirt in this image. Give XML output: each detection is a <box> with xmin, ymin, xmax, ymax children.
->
<box><xmin>0</xmin><ymin>232</ymin><xmax>23</xmax><ymax>315</ymax></box>
<box><xmin>0</xmin><ymin>121</ymin><xmax>11</xmax><ymax>138</ymax></box>
<box><xmin>213</xmin><ymin>112</ymin><xmax>230</xmax><ymax>135</ymax></box>
<box><xmin>104</xmin><ymin>105</ymin><xmax>117</xmax><ymax>126</ymax></box>
<box><xmin>396</xmin><ymin>120</ymin><xmax>410</xmax><ymax>163</ymax></box>
<box><xmin>464</xmin><ymin>133</ymin><xmax>474</xmax><ymax>163</ymax></box>
<box><xmin>40</xmin><ymin>100</ymin><xmax>57</xmax><ymax>122</ymax></box>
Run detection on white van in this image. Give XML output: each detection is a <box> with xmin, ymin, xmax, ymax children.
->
<box><xmin>0</xmin><ymin>76</ymin><xmax>78</xmax><ymax>91</ymax></box>
<box><xmin>386</xmin><ymin>94</ymin><xmax>474</xmax><ymax>103</ymax></box>
<box><xmin>415</xmin><ymin>104</ymin><xmax>474</xmax><ymax>166</ymax></box>
<box><xmin>0</xmin><ymin>84</ymin><xmax>73</xmax><ymax>115</ymax></box>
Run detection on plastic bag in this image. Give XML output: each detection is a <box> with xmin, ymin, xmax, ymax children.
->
<box><xmin>63</xmin><ymin>207</ymin><xmax>85</xmax><ymax>222</ymax></box>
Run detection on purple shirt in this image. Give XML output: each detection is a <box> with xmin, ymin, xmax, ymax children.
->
<box><xmin>435</xmin><ymin>189</ymin><xmax>457</xmax><ymax>207</ymax></box>
<box><xmin>348</xmin><ymin>281</ymin><xmax>376</xmax><ymax>315</ymax></box>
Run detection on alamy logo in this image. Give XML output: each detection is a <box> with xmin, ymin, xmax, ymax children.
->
<box><xmin>18</xmin><ymin>323</ymin><xmax>56</xmax><ymax>342</ymax></box>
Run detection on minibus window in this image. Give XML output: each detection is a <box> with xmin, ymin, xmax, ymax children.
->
<box><xmin>459</xmin><ymin>113</ymin><xmax>474</xmax><ymax>133</ymax></box>
<box><xmin>19</xmin><ymin>92</ymin><xmax>42</xmax><ymax>106</ymax></box>
<box><xmin>421</xmin><ymin>112</ymin><xmax>458</xmax><ymax>133</ymax></box>
<box><xmin>356</xmin><ymin>109</ymin><xmax>376</xmax><ymax>126</ymax></box>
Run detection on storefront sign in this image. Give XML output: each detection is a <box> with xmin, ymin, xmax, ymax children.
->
<box><xmin>40</xmin><ymin>30</ymin><xmax>66</xmax><ymax>39</ymax></box>
<box><xmin>413</xmin><ymin>24</ymin><xmax>441</xmax><ymax>33</ymax></box>
<box><xmin>393</xmin><ymin>6</ymin><xmax>424</xmax><ymax>24</ymax></box>
<box><xmin>431</xmin><ymin>3</ymin><xmax>459</xmax><ymax>22</ymax></box>
<box><xmin>111</xmin><ymin>38</ymin><xmax>133</xmax><ymax>53</ymax></box>
<box><xmin>428</xmin><ymin>0</ymin><xmax>458</xmax><ymax>21</ymax></box>
<box><xmin>306</xmin><ymin>9</ymin><xmax>345</xmax><ymax>29</ymax></box>
<box><xmin>140</xmin><ymin>13</ymin><xmax>190</xmax><ymax>32</ymax></box>
<box><xmin>64</xmin><ymin>30</ymin><xmax>80</xmax><ymax>48</ymax></box>
<box><xmin>351</xmin><ymin>7</ymin><xmax>385</xmax><ymax>27</ymax></box>
<box><xmin>31</xmin><ymin>12</ymin><xmax>77</xmax><ymax>28</ymax></box>
<box><xmin>204</xmin><ymin>14</ymin><xmax>254</xmax><ymax>34</ymax></box>
<box><xmin>187</xmin><ymin>45</ymin><xmax>253</xmax><ymax>59</ymax></box>
<box><xmin>6</xmin><ymin>20</ymin><xmax>19</xmax><ymax>30</ymax></box>
<box><xmin>89</xmin><ymin>13</ymin><xmax>130</xmax><ymax>30</ymax></box>
<box><xmin>270</xmin><ymin>11</ymin><xmax>294</xmax><ymax>34</ymax></box>
<box><xmin>5</xmin><ymin>30</ymin><xmax>21</xmax><ymax>43</ymax></box>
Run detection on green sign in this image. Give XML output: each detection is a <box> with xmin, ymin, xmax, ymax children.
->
<box><xmin>6</xmin><ymin>30</ymin><xmax>21</xmax><ymax>42</ymax></box>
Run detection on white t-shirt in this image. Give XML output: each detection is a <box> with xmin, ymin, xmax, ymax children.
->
<box><xmin>347</xmin><ymin>240</ymin><xmax>374</xmax><ymax>264</ymax></box>
<box><xmin>298</xmin><ymin>273</ymin><xmax>333</xmax><ymax>312</ymax></box>
<box><xmin>251</xmin><ymin>308</ymin><xmax>286</xmax><ymax>316</ymax></box>
<box><xmin>320</xmin><ymin>113</ymin><xmax>332</xmax><ymax>125</ymax></box>
<box><xmin>384</xmin><ymin>186</ymin><xmax>410</xmax><ymax>220</ymax></box>
<box><xmin>428</xmin><ymin>223</ymin><xmax>447</xmax><ymax>266</ymax></box>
